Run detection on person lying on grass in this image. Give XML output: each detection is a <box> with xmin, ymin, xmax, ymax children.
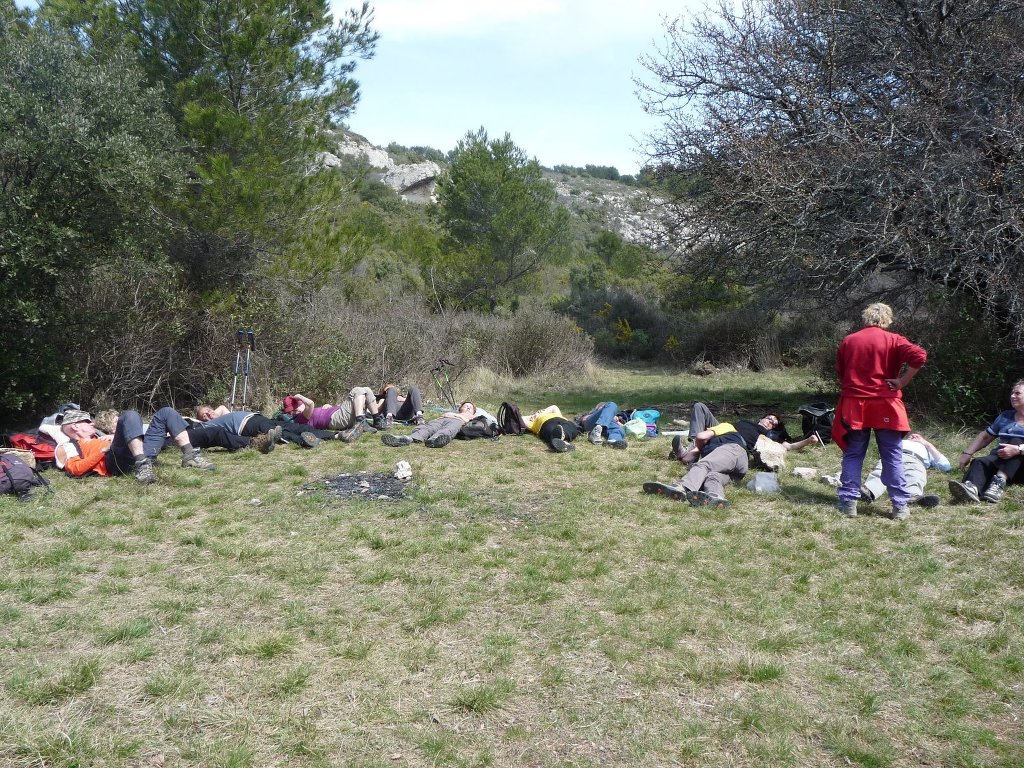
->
<box><xmin>523</xmin><ymin>405</ymin><xmax>582</xmax><ymax>453</ymax></box>
<box><xmin>375</xmin><ymin>384</ymin><xmax>426</xmax><ymax>428</ymax></box>
<box><xmin>859</xmin><ymin>432</ymin><xmax>949</xmax><ymax>509</ymax></box>
<box><xmin>380</xmin><ymin>402</ymin><xmax>477</xmax><ymax>449</ymax></box>
<box><xmin>576</xmin><ymin>401</ymin><xmax>628</xmax><ymax>449</ymax></box>
<box><xmin>643</xmin><ymin>422</ymin><xmax>750</xmax><ymax>509</ymax></box>
<box><xmin>95</xmin><ymin>408</ymin><xmax>266</xmax><ymax>455</ymax></box>
<box><xmin>282</xmin><ymin>388</ymin><xmax>384</xmax><ymax>441</ymax></box>
<box><xmin>195</xmin><ymin>405</ymin><xmax>333</xmax><ymax>447</ymax></box>
<box><xmin>55</xmin><ymin>408</ymin><xmax>213</xmax><ymax>484</ymax></box>
<box><xmin>668</xmin><ymin>401</ymin><xmax>819</xmax><ymax>462</ymax></box>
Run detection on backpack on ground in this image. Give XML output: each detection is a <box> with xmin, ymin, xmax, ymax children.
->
<box><xmin>632</xmin><ymin>408</ymin><xmax>662</xmax><ymax>436</ymax></box>
<box><xmin>799</xmin><ymin>402</ymin><xmax>835</xmax><ymax>445</ymax></box>
<box><xmin>497</xmin><ymin>402</ymin><xmax>528</xmax><ymax>435</ymax></box>
<box><xmin>0</xmin><ymin>453</ymin><xmax>51</xmax><ymax>500</ymax></box>
<box><xmin>5</xmin><ymin>431</ymin><xmax>58</xmax><ymax>469</ymax></box>
<box><xmin>458</xmin><ymin>416</ymin><xmax>500</xmax><ymax>440</ymax></box>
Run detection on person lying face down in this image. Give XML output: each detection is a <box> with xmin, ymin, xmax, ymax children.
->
<box><xmin>380</xmin><ymin>402</ymin><xmax>477</xmax><ymax>449</ymax></box>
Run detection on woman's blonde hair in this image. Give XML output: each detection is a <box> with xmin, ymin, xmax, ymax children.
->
<box><xmin>94</xmin><ymin>409</ymin><xmax>120</xmax><ymax>434</ymax></box>
<box><xmin>862</xmin><ymin>303</ymin><xmax>894</xmax><ymax>329</ymax></box>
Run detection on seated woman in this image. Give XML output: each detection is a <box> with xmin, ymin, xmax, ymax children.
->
<box><xmin>375</xmin><ymin>384</ymin><xmax>425</xmax><ymax>428</ymax></box>
<box><xmin>950</xmin><ymin>380</ymin><xmax>1024</xmax><ymax>503</ymax></box>
<box><xmin>523</xmin><ymin>405</ymin><xmax>582</xmax><ymax>452</ymax></box>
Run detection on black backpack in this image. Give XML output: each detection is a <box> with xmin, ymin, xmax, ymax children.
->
<box><xmin>0</xmin><ymin>453</ymin><xmax>50</xmax><ymax>500</ymax></box>
<box><xmin>799</xmin><ymin>402</ymin><xmax>835</xmax><ymax>445</ymax></box>
<box><xmin>497</xmin><ymin>402</ymin><xmax>528</xmax><ymax>435</ymax></box>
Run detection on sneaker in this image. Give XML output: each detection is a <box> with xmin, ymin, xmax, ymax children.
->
<box><xmin>550</xmin><ymin>437</ymin><xmax>575</xmax><ymax>453</ymax></box>
<box><xmin>605</xmin><ymin>440</ymin><xmax>628</xmax><ymax>449</ymax></box>
<box><xmin>890</xmin><ymin>505</ymin><xmax>910</xmax><ymax>521</ymax></box>
<box><xmin>340</xmin><ymin>420</ymin><xmax>367</xmax><ymax>443</ymax></box>
<box><xmin>588</xmin><ymin>426</ymin><xmax>604</xmax><ymax>445</ymax></box>
<box><xmin>182</xmin><ymin>449</ymin><xmax>215</xmax><ymax>471</ymax></box>
<box><xmin>948</xmin><ymin>479</ymin><xmax>980</xmax><ymax>504</ymax></box>
<box><xmin>425</xmin><ymin>433</ymin><xmax>451</xmax><ymax>448</ymax></box>
<box><xmin>642</xmin><ymin>481</ymin><xmax>687</xmax><ymax>501</ymax></box>
<box><xmin>381</xmin><ymin>434</ymin><xmax>413</xmax><ymax>447</ymax></box>
<box><xmin>299</xmin><ymin>432</ymin><xmax>321</xmax><ymax>449</ymax></box>
<box><xmin>249</xmin><ymin>432</ymin><xmax>274</xmax><ymax>454</ymax></box>
<box><xmin>910</xmin><ymin>494</ymin><xmax>941</xmax><ymax>508</ymax></box>
<box><xmin>133</xmin><ymin>458</ymin><xmax>156</xmax><ymax>485</ymax></box>
<box><xmin>982</xmin><ymin>475</ymin><xmax>1007</xmax><ymax>503</ymax></box>
<box><xmin>837</xmin><ymin>499</ymin><xmax>858</xmax><ymax>518</ymax></box>
<box><xmin>859</xmin><ymin>485</ymin><xmax>874</xmax><ymax>503</ymax></box>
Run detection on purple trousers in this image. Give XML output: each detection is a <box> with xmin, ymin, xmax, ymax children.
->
<box><xmin>839</xmin><ymin>428</ymin><xmax>910</xmax><ymax>507</ymax></box>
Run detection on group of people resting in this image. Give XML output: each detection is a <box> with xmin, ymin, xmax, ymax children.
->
<box><xmin>37</xmin><ymin>304</ymin><xmax>1024</xmax><ymax>514</ymax></box>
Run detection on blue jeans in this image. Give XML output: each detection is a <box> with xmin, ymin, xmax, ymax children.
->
<box><xmin>840</xmin><ymin>428</ymin><xmax>909</xmax><ymax>507</ymax></box>
<box><xmin>579</xmin><ymin>402</ymin><xmax>625</xmax><ymax>442</ymax></box>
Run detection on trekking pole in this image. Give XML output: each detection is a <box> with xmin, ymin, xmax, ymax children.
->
<box><xmin>430</xmin><ymin>358</ymin><xmax>457</xmax><ymax>409</ymax></box>
<box><xmin>230</xmin><ymin>329</ymin><xmax>246</xmax><ymax>408</ymax></box>
<box><xmin>241</xmin><ymin>330</ymin><xmax>256</xmax><ymax>409</ymax></box>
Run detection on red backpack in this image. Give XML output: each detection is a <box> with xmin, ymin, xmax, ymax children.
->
<box><xmin>7</xmin><ymin>431</ymin><xmax>57</xmax><ymax>469</ymax></box>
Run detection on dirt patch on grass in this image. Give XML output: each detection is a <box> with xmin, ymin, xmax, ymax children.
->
<box><xmin>300</xmin><ymin>471</ymin><xmax>409</xmax><ymax>501</ymax></box>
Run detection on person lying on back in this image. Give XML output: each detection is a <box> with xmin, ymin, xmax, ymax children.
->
<box><xmin>380</xmin><ymin>402</ymin><xmax>477</xmax><ymax>449</ymax></box>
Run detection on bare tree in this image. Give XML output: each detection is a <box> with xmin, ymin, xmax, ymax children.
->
<box><xmin>640</xmin><ymin>0</ymin><xmax>1024</xmax><ymax>346</ymax></box>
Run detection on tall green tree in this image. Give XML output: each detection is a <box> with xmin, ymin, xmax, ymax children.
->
<box><xmin>434</xmin><ymin>129</ymin><xmax>571</xmax><ymax>310</ymax></box>
<box><xmin>0</xmin><ymin>2</ymin><xmax>185</xmax><ymax>420</ymax></box>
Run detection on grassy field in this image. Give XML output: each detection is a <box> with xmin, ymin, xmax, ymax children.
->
<box><xmin>1</xmin><ymin>365</ymin><xmax>1022</xmax><ymax>767</ymax></box>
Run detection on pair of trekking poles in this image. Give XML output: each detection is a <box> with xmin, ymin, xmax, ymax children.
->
<box><xmin>230</xmin><ymin>330</ymin><xmax>256</xmax><ymax>410</ymax></box>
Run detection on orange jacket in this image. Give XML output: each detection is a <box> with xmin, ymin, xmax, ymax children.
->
<box><xmin>60</xmin><ymin>436</ymin><xmax>113</xmax><ymax>477</ymax></box>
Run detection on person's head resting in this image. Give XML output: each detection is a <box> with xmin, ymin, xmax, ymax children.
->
<box><xmin>195</xmin><ymin>405</ymin><xmax>216</xmax><ymax>422</ymax></box>
<box><xmin>458</xmin><ymin>401</ymin><xmax>476</xmax><ymax>416</ymax></box>
<box><xmin>862</xmin><ymin>302</ymin><xmax>894</xmax><ymax>329</ymax></box>
<box><xmin>59</xmin><ymin>409</ymin><xmax>97</xmax><ymax>440</ymax></box>
<box><xmin>758</xmin><ymin>413</ymin><xmax>784</xmax><ymax>432</ymax></box>
<box><xmin>93</xmin><ymin>409</ymin><xmax>120</xmax><ymax>434</ymax></box>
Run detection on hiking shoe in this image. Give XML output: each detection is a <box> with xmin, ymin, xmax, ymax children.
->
<box><xmin>384</xmin><ymin>414</ymin><xmax>395</xmax><ymax>429</ymax></box>
<box><xmin>182</xmin><ymin>449</ymin><xmax>215</xmax><ymax>471</ymax></box>
<box><xmin>837</xmin><ymin>499</ymin><xmax>858</xmax><ymax>518</ymax></box>
<box><xmin>982</xmin><ymin>475</ymin><xmax>1007</xmax><ymax>503</ymax></box>
<box><xmin>668</xmin><ymin>434</ymin><xmax>683</xmax><ymax>460</ymax></box>
<box><xmin>642</xmin><ymin>481</ymin><xmax>687</xmax><ymax>501</ymax></box>
<box><xmin>605</xmin><ymin>440</ymin><xmax>628</xmax><ymax>449</ymax></box>
<box><xmin>133</xmin><ymin>458</ymin><xmax>156</xmax><ymax>485</ymax></box>
<box><xmin>890</xmin><ymin>505</ymin><xmax>910</xmax><ymax>521</ymax></box>
<box><xmin>550</xmin><ymin>437</ymin><xmax>575</xmax><ymax>453</ymax></box>
<box><xmin>911</xmin><ymin>494</ymin><xmax>941</xmax><ymax>508</ymax></box>
<box><xmin>588</xmin><ymin>426</ymin><xmax>604</xmax><ymax>444</ymax></box>
<box><xmin>340</xmin><ymin>420</ymin><xmax>367</xmax><ymax>443</ymax></box>
<box><xmin>948</xmin><ymin>479</ymin><xmax>980</xmax><ymax>504</ymax></box>
<box><xmin>372</xmin><ymin>413</ymin><xmax>387</xmax><ymax>430</ymax></box>
<box><xmin>360</xmin><ymin>419</ymin><xmax>378</xmax><ymax>435</ymax></box>
<box><xmin>249</xmin><ymin>431</ymin><xmax>274</xmax><ymax>454</ymax></box>
<box><xmin>859</xmin><ymin>485</ymin><xmax>874</xmax><ymax>503</ymax></box>
<box><xmin>425</xmin><ymin>433</ymin><xmax>451</xmax><ymax>448</ymax></box>
<box><xmin>691</xmin><ymin>491</ymin><xmax>729</xmax><ymax>509</ymax></box>
<box><xmin>299</xmin><ymin>431</ymin><xmax>321</xmax><ymax>449</ymax></box>
<box><xmin>381</xmin><ymin>434</ymin><xmax>413</xmax><ymax>447</ymax></box>
<box><xmin>413</xmin><ymin>414</ymin><xmax>425</xmax><ymax>426</ymax></box>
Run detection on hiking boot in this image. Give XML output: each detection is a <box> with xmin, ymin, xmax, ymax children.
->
<box><xmin>588</xmin><ymin>426</ymin><xmax>604</xmax><ymax>444</ymax></box>
<box><xmin>691</xmin><ymin>491</ymin><xmax>729</xmax><ymax>509</ymax></box>
<box><xmin>381</xmin><ymin>434</ymin><xmax>413</xmax><ymax>447</ymax></box>
<box><xmin>550</xmin><ymin>437</ymin><xmax>575</xmax><ymax>453</ymax></box>
<box><xmin>425</xmin><ymin>433</ymin><xmax>451</xmax><ymax>448</ymax></box>
<box><xmin>948</xmin><ymin>479</ymin><xmax>980</xmax><ymax>504</ymax></box>
<box><xmin>642</xmin><ymin>481</ymin><xmax>687</xmax><ymax>501</ymax></box>
<box><xmin>133</xmin><ymin>457</ymin><xmax>156</xmax><ymax>485</ymax></box>
<box><xmin>982</xmin><ymin>475</ymin><xmax>1007</xmax><ymax>503</ymax></box>
<box><xmin>182</xmin><ymin>449</ymin><xmax>215</xmax><ymax>471</ymax></box>
<box><xmin>299</xmin><ymin>432</ymin><xmax>321</xmax><ymax>449</ymax></box>
<box><xmin>384</xmin><ymin>414</ymin><xmax>395</xmax><ymax>429</ymax></box>
<box><xmin>668</xmin><ymin>434</ymin><xmax>683</xmax><ymax>460</ymax></box>
<box><xmin>910</xmin><ymin>494</ymin><xmax>940</xmax><ymax>508</ymax></box>
<box><xmin>360</xmin><ymin>419</ymin><xmax>378</xmax><ymax>435</ymax></box>
<box><xmin>859</xmin><ymin>485</ymin><xmax>874</xmax><ymax>503</ymax></box>
<box><xmin>340</xmin><ymin>420</ymin><xmax>367</xmax><ymax>443</ymax></box>
<box><xmin>249</xmin><ymin>431</ymin><xmax>275</xmax><ymax>454</ymax></box>
<box><xmin>372</xmin><ymin>413</ymin><xmax>387</xmax><ymax>430</ymax></box>
<box><xmin>413</xmin><ymin>414</ymin><xmax>425</xmax><ymax>426</ymax></box>
<box><xmin>605</xmin><ymin>440</ymin><xmax>628</xmax><ymax>449</ymax></box>
<box><xmin>890</xmin><ymin>504</ymin><xmax>910</xmax><ymax>521</ymax></box>
<box><xmin>837</xmin><ymin>499</ymin><xmax>858</xmax><ymax>518</ymax></box>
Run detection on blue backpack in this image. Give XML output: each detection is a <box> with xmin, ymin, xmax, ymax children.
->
<box><xmin>631</xmin><ymin>409</ymin><xmax>662</xmax><ymax>436</ymax></box>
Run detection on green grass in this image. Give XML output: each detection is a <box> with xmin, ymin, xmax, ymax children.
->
<box><xmin>0</xmin><ymin>365</ymin><xmax>1022</xmax><ymax>766</ymax></box>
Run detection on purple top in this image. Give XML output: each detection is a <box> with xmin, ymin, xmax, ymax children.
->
<box><xmin>295</xmin><ymin>405</ymin><xmax>339</xmax><ymax>430</ymax></box>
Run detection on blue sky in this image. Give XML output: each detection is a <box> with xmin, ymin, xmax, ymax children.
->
<box><xmin>337</xmin><ymin>0</ymin><xmax>704</xmax><ymax>174</ymax></box>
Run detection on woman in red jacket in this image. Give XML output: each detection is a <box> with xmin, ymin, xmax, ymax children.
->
<box><xmin>834</xmin><ymin>303</ymin><xmax>927</xmax><ymax>521</ymax></box>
